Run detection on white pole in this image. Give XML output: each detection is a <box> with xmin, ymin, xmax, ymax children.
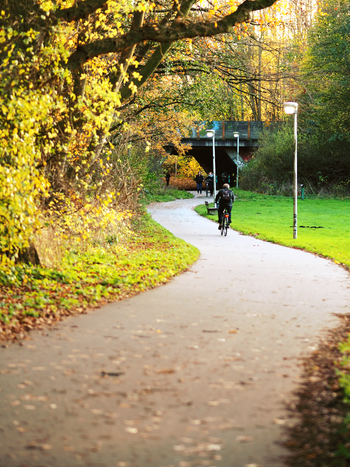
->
<box><xmin>283</xmin><ymin>102</ymin><xmax>298</xmax><ymax>240</ymax></box>
<box><xmin>212</xmin><ymin>134</ymin><xmax>216</xmax><ymax>200</ymax></box>
<box><xmin>293</xmin><ymin>112</ymin><xmax>298</xmax><ymax>239</ymax></box>
<box><xmin>236</xmin><ymin>134</ymin><xmax>240</xmax><ymax>189</ymax></box>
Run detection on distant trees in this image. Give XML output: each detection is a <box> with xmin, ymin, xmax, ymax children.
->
<box><xmin>152</xmin><ymin>0</ymin><xmax>318</xmax><ymax>122</ymax></box>
<box><xmin>241</xmin><ymin>0</ymin><xmax>350</xmax><ymax>195</ymax></box>
<box><xmin>302</xmin><ymin>0</ymin><xmax>350</xmax><ymax>140</ymax></box>
<box><xmin>299</xmin><ymin>0</ymin><xmax>350</xmax><ymax>192</ymax></box>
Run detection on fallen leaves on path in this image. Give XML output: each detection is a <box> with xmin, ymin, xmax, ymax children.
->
<box><xmin>236</xmin><ymin>435</ymin><xmax>253</xmax><ymax>443</ymax></box>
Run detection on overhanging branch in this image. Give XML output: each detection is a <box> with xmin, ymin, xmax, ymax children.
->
<box><xmin>56</xmin><ymin>0</ymin><xmax>109</xmax><ymax>22</ymax></box>
<box><xmin>66</xmin><ymin>0</ymin><xmax>279</xmax><ymax>72</ymax></box>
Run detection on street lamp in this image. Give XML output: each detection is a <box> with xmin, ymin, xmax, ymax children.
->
<box><xmin>233</xmin><ymin>132</ymin><xmax>240</xmax><ymax>189</ymax></box>
<box><xmin>284</xmin><ymin>101</ymin><xmax>298</xmax><ymax>239</ymax></box>
<box><xmin>206</xmin><ymin>129</ymin><xmax>216</xmax><ymax>200</ymax></box>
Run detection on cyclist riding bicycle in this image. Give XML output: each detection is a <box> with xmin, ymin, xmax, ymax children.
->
<box><xmin>215</xmin><ymin>183</ymin><xmax>234</xmax><ymax>229</ymax></box>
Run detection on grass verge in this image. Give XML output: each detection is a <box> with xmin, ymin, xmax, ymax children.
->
<box><xmin>0</xmin><ymin>213</ymin><xmax>199</xmax><ymax>342</ymax></box>
<box><xmin>143</xmin><ymin>182</ymin><xmax>194</xmax><ymax>204</ymax></box>
<box><xmin>196</xmin><ymin>189</ymin><xmax>350</xmax><ymax>269</ymax></box>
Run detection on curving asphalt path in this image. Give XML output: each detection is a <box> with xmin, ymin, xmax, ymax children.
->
<box><xmin>0</xmin><ymin>195</ymin><xmax>349</xmax><ymax>467</ymax></box>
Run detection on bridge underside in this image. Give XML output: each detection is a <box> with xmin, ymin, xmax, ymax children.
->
<box><xmin>188</xmin><ymin>146</ymin><xmax>237</xmax><ymax>183</ymax></box>
<box><xmin>167</xmin><ymin>140</ymin><xmax>256</xmax><ymax>188</ymax></box>
<box><xmin>166</xmin><ymin>120</ymin><xmax>278</xmax><ymax>186</ymax></box>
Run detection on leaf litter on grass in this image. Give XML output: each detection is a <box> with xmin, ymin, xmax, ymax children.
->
<box><xmin>283</xmin><ymin>314</ymin><xmax>350</xmax><ymax>467</ymax></box>
<box><xmin>0</xmin><ymin>215</ymin><xmax>199</xmax><ymax>342</ymax></box>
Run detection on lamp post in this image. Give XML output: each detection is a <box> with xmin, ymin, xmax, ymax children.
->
<box><xmin>233</xmin><ymin>132</ymin><xmax>240</xmax><ymax>189</ymax></box>
<box><xmin>206</xmin><ymin>129</ymin><xmax>216</xmax><ymax>200</ymax></box>
<box><xmin>284</xmin><ymin>101</ymin><xmax>298</xmax><ymax>239</ymax></box>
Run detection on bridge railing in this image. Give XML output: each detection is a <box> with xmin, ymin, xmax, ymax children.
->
<box><xmin>189</xmin><ymin>121</ymin><xmax>279</xmax><ymax>140</ymax></box>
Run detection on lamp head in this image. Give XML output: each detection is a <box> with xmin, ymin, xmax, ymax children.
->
<box><xmin>206</xmin><ymin>129</ymin><xmax>215</xmax><ymax>138</ymax></box>
<box><xmin>283</xmin><ymin>102</ymin><xmax>298</xmax><ymax>114</ymax></box>
<box><xmin>233</xmin><ymin>132</ymin><xmax>239</xmax><ymax>138</ymax></box>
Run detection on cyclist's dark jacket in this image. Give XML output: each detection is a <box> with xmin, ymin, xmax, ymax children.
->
<box><xmin>215</xmin><ymin>188</ymin><xmax>234</xmax><ymax>205</ymax></box>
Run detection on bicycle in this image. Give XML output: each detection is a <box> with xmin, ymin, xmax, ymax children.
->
<box><xmin>205</xmin><ymin>181</ymin><xmax>210</xmax><ymax>197</ymax></box>
<box><xmin>220</xmin><ymin>208</ymin><xmax>230</xmax><ymax>236</ymax></box>
<box><xmin>205</xmin><ymin>181</ymin><xmax>213</xmax><ymax>197</ymax></box>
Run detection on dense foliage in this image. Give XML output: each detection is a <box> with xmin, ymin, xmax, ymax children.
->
<box><xmin>241</xmin><ymin>0</ymin><xmax>350</xmax><ymax>196</ymax></box>
<box><xmin>1</xmin><ymin>0</ymin><xmax>282</xmax><ymax>269</ymax></box>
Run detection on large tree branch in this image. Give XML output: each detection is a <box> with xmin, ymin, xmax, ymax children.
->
<box><xmin>56</xmin><ymin>0</ymin><xmax>109</xmax><ymax>22</ymax></box>
<box><xmin>66</xmin><ymin>0</ymin><xmax>279</xmax><ymax>73</ymax></box>
<box><xmin>120</xmin><ymin>42</ymin><xmax>174</xmax><ymax>102</ymax></box>
<box><xmin>110</xmin><ymin>11</ymin><xmax>145</xmax><ymax>92</ymax></box>
<box><xmin>119</xmin><ymin>0</ymin><xmax>196</xmax><ymax>101</ymax></box>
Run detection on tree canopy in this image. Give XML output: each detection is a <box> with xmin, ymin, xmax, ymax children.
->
<box><xmin>1</xmin><ymin>0</ymin><xmax>283</xmax><ymax>266</ymax></box>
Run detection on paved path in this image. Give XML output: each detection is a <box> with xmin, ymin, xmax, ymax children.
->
<box><xmin>0</xmin><ymin>196</ymin><xmax>349</xmax><ymax>467</ymax></box>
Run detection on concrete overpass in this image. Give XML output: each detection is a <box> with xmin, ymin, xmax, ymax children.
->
<box><xmin>166</xmin><ymin>121</ymin><xmax>276</xmax><ymax>187</ymax></box>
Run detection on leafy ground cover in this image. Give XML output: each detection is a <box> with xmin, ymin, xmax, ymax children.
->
<box><xmin>0</xmin><ymin>213</ymin><xmax>199</xmax><ymax>342</ymax></box>
<box><xmin>283</xmin><ymin>315</ymin><xmax>350</xmax><ymax>466</ymax></box>
<box><xmin>196</xmin><ymin>190</ymin><xmax>350</xmax><ymax>269</ymax></box>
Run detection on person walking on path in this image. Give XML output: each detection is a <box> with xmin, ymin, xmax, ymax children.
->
<box><xmin>215</xmin><ymin>183</ymin><xmax>234</xmax><ymax>228</ymax></box>
<box><xmin>221</xmin><ymin>171</ymin><xmax>229</xmax><ymax>185</ymax></box>
<box><xmin>195</xmin><ymin>171</ymin><xmax>204</xmax><ymax>195</ymax></box>
<box><xmin>205</xmin><ymin>172</ymin><xmax>214</xmax><ymax>196</ymax></box>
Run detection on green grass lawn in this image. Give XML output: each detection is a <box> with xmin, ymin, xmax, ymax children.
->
<box><xmin>196</xmin><ymin>190</ymin><xmax>350</xmax><ymax>269</ymax></box>
<box><xmin>0</xmin><ymin>213</ymin><xmax>199</xmax><ymax>341</ymax></box>
<box><xmin>143</xmin><ymin>183</ymin><xmax>194</xmax><ymax>204</ymax></box>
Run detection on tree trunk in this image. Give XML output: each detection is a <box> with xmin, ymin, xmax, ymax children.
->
<box><xmin>16</xmin><ymin>244</ymin><xmax>41</xmax><ymax>266</ymax></box>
